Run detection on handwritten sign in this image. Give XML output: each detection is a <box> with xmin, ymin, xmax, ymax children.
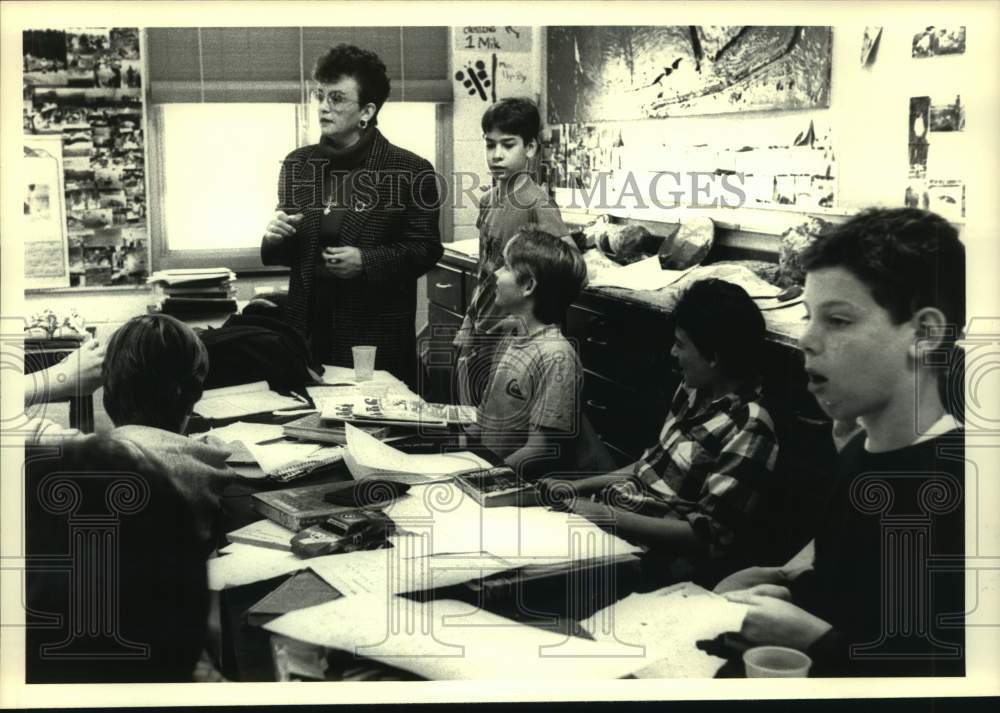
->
<box><xmin>456</xmin><ymin>26</ymin><xmax>532</xmax><ymax>53</ymax></box>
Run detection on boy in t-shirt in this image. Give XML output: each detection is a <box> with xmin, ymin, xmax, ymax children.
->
<box><xmin>474</xmin><ymin>226</ymin><xmax>588</xmax><ymax>480</ymax></box>
<box><xmin>454</xmin><ymin>98</ymin><xmax>569</xmax><ymax>403</ymax></box>
<box><xmin>720</xmin><ymin>208</ymin><xmax>966</xmax><ymax>676</ymax></box>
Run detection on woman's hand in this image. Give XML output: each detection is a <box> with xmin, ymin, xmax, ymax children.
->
<box><xmin>322</xmin><ymin>246</ymin><xmax>363</xmax><ymax>279</ymax></box>
<box><xmin>724</xmin><ymin>585</ymin><xmax>832</xmax><ymax>651</ymax></box>
<box><xmin>264</xmin><ymin>211</ymin><xmax>303</xmax><ymax>240</ymax></box>
<box><xmin>26</xmin><ymin>337</ymin><xmax>106</xmax><ymax>406</ymax></box>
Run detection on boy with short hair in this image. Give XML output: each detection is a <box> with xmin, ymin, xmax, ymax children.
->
<box><xmin>455</xmin><ymin>98</ymin><xmax>569</xmax><ymax>402</ymax></box>
<box><xmin>720</xmin><ymin>208</ymin><xmax>966</xmax><ymax>676</ymax></box>
<box><xmin>102</xmin><ymin>314</ymin><xmax>233</xmax><ymax>541</ymax></box>
<box><xmin>475</xmin><ymin>227</ymin><xmax>589</xmax><ymax>480</ymax></box>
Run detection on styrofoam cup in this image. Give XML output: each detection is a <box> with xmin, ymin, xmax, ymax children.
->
<box><xmin>743</xmin><ymin>646</ymin><xmax>812</xmax><ymax>678</ymax></box>
<box><xmin>352</xmin><ymin>345</ymin><xmax>376</xmax><ymax>382</ymax></box>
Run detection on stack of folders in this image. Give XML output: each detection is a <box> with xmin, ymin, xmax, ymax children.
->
<box><xmin>147</xmin><ymin>267</ymin><xmax>237</xmax><ymax>316</ymax></box>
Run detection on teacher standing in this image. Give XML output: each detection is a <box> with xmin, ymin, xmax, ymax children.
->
<box><xmin>261</xmin><ymin>44</ymin><xmax>442</xmax><ymax>388</ymax></box>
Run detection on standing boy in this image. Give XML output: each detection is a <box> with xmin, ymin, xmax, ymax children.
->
<box><xmin>721</xmin><ymin>208</ymin><xmax>966</xmax><ymax>676</ymax></box>
<box><xmin>455</xmin><ymin>98</ymin><xmax>569</xmax><ymax>403</ymax></box>
<box><xmin>475</xmin><ymin>227</ymin><xmax>593</xmax><ymax>480</ymax></box>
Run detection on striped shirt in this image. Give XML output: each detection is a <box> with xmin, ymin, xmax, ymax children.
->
<box><xmin>605</xmin><ymin>382</ymin><xmax>779</xmax><ymax>558</ymax></box>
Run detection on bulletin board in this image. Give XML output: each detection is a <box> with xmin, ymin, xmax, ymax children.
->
<box><xmin>23</xmin><ymin>135</ymin><xmax>70</xmax><ymax>290</ymax></box>
<box><xmin>22</xmin><ymin>27</ymin><xmax>149</xmax><ymax>289</ymax></box>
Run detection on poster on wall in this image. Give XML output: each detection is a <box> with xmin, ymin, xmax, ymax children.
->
<box><xmin>452</xmin><ymin>26</ymin><xmax>536</xmax><ymax>147</ymax></box>
<box><xmin>547</xmin><ymin>26</ymin><xmax>833</xmax><ymax>123</ymax></box>
<box><xmin>23</xmin><ymin>135</ymin><xmax>70</xmax><ymax>290</ymax></box>
<box><xmin>22</xmin><ymin>27</ymin><xmax>148</xmax><ymax>289</ymax></box>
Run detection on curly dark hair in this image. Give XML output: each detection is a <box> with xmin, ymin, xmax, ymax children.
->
<box><xmin>102</xmin><ymin>314</ymin><xmax>209</xmax><ymax>432</ymax></box>
<box><xmin>481</xmin><ymin>97</ymin><xmax>541</xmax><ymax>146</ymax></box>
<box><xmin>673</xmin><ymin>279</ymin><xmax>766</xmax><ymax>381</ymax></box>
<box><xmin>313</xmin><ymin>43</ymin><xmax>391</xmax><ymax>127</ymax></box>
<box><xmin>800</xmin><ymin>207</ymin><xmax>966</xmax><ymax>351</ymax></box>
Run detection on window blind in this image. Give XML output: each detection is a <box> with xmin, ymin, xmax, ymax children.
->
<box><xmin>147</xmin><ymin>26</ymin><xmax>452</xmax><ymax>104</ymax></box>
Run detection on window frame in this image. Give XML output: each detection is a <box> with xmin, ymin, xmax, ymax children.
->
<box><xmin>147</xmin><ymin>102</ymin><xmax>452</xmax><ymax>274</ymax></box>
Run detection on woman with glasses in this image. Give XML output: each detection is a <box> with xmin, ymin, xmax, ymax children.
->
<box><xmin>261</xmin><ymin>44</ymin><xmax>442</xmax><ymax>388</ymax></box>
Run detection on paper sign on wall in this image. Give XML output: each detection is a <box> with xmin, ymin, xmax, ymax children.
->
<box><xmin>455</xmin><ymin>26</ymin><xmax>532</xmax><ymax>53</ymax></box>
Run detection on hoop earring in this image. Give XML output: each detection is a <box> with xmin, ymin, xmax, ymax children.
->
<box><xmin>359</xmin><ymin>118</ymin><xmax>368</xmax><ymax>130</ymax></box>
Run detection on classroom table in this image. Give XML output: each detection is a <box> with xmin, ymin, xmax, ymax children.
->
<box><xmin>196</xmin><ymin>422</ymin><xmax>663</xmax><ymax>682</ymax></box>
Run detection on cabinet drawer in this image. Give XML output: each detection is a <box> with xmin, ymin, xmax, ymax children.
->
<box><xmin>427</xmin><ymin>264</ymin><xmax>465</xmax><ymax>314</ymax></box>
<box><xmin>581</xmin><ymin>369</ymin><xmax>665</xmax><ymax>458</ymax></box>
<box><xmin>565</xmin><ymin>303</ymin><xmax>672</xmax><ymax>391</ymax></box>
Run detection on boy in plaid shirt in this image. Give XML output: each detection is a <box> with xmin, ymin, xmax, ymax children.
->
<box><xmin>541</xmin><ymin>279</ymin><xmax>778</xmax><ymax>569</ymax></box>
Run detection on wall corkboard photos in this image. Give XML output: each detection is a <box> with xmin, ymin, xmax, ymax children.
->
<box><xmin>23</xmin><ymin>27</ymin><xmax>148</xmax><ymax>289</ymax></box>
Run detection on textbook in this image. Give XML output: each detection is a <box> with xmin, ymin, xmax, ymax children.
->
<box><xmin>226</xmin><ymin>519</ymin><xmax>296</xmax><ymax>552</ymax></box>
<box><xmin>251</xmin><ymin>481</ymin><xmax>357</xmax><ymax>531</ymax></box>
<box><xmin>282</xmin><ymin>412</ymin><xmax>389</xmax><ymax>445</ymax></box>
<box><xmin>323</xmin><ymin>396</ymin><xmax>477</xmax><ymax>428</ymax></box>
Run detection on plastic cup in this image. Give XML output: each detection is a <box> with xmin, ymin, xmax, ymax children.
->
<box><xmin>743</xmin><ymin>646</ymin><xmax>812</xmax><ymax>678</ymax></box>
<box><xmin>352</xmin><ymin>345</ymin><xmax>377</xmax><ymax>382</ymax></box>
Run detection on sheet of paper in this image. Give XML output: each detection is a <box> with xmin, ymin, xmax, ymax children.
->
<box><xmin>265</xmin><ymin>596</ymin><xmax>647</xmax><ymax>680</ymax></box>
<box><xmin>306</xmin><ymin>545</ymin><xmax>513</xmax><ymax>597</ymax></box>
<box><xmin>194</xmin><ymin>380</ymin><xmax>303</xmax><ymax>419</ymax></box>
<box><xmin>587</xmin><ymin>256</ymin><xmax>692</xmax><ymax>291</ymax></box>
<box><xmin>205</xmin><ymin>421</ymin><xmax>284</xmax><ymax>446</ymax></box>
<box><xmin>578</xmin><ymin>582</ymin><xmax>748</xmax><ymax>678</ymax></box>
<box><xmin>250</xmin><ymin>442</ymin><xmax>345</xmax><ymax>477</ymax></box>
<box><xmin>207</xmin><ymin>548</ymin><xmax>307</xmax><ymax>590</ymax></box>
<box><xmin>443</xmin><ymin>237</ymin><xmax>480</xmax><ymax>258</ymax></box>
<box><xmin>343</xmin><ymin>423</ymin><xmax>490</xmax><ymax>480</ymax></box>
<box><xmin>385</xmin><ymin>483</ymin><xmax>640</xmax><ymax>562</ymax></box>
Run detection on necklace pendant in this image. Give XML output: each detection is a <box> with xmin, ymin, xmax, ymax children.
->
<box><xmin>323</xmin><ymin>200</ymin><xmax>337</xmax><ymax>215</ymax></box>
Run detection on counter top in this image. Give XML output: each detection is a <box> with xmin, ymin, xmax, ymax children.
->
<box><xmin>441</xmin><ymin>245</ymin><xmax>804</xmax><ymax>348</ymax></box>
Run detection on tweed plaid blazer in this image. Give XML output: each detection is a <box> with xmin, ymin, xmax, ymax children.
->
<box><xmin>262</xmin><ymin>130</ymin><xmax>442</xmax><ymax>386</ymax></box>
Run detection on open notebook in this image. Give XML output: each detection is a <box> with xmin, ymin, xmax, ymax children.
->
<box><xmin>193</xmin><ymin>380</ymin><xmax>303</xmax><ymax>420</ymax></box>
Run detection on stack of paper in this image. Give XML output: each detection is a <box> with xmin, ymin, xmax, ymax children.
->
<box><xmin>343</xmin><ymin>423</ymin><xmax>489</xmax><ymax>483</ymax></box>
<box><xmin>148</xmin><ymin>267</ymin><xmax>237</xmax><ymax>315</ymax></box>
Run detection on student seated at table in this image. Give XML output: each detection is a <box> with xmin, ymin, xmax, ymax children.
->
<box><xmin>101</xmin><ymin>313</ymin><xmax>234</xmax><ymax>542</ymax></box>
<box><xmin>540</xmin><ymin>279</ymin><xmax>779</xmax><ymax>582</ymax></box>
<box><xmin>472</xmin><ymin>226</ymin><xmax>605</xmax><ymax>480</ymax></box>
<box><xmin>718</xmin><ymin>207</ymin><xmax>965</xmax><ymax>677</ymax></box>
<box><xmin>25</xmin><ymin>433</ymin><xmax>211</xmax><ymax>682</ymax></box>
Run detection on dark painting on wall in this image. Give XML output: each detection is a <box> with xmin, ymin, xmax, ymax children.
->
<box><xmin>547</xmin><ymin>26</ymin><xmax>833</xmax><ymax>123</ymax></box>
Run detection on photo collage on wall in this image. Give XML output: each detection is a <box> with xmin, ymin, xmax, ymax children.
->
<box><xmin>905</xmin><ymin>26</ymin><xmax>966</xmax><ymax>223</ymax></box>
<box><xmin>541</xmin><ymin>118</ymin><xmax>837</xmax><ymax>211</ymax></box>
<box><xmin>23</xmin><ymin>27</ymin><xmax>148</xmax><ymax>288</ymax></box>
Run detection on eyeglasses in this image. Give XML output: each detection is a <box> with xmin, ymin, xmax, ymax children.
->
<box><xmin>309</xmin><ymin>88</ymin><xmax>360</xmax><ymax>107</ymax></box>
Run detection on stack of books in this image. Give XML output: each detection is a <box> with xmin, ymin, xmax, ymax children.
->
<box><xmin>147</xmin><ymin>267</ymin><xmax>237</xmax><ymax>316</ymax></box>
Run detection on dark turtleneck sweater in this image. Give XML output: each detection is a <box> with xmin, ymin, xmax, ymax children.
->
<box><xmin>311</xmin><ymin>128</ymin><xmax>376</xmax><ymax>361</ymax></box>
